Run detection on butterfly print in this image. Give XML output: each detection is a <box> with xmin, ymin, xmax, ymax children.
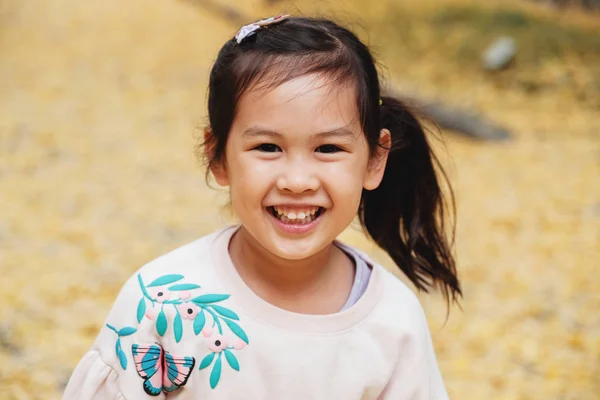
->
<box><xmin>132</xmin><ymin>343</ymin><xmax>195</xmax><ymax>396</ymax></box>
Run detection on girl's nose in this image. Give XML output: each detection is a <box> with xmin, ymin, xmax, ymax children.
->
<box><xmin>276</xmin><ymin>160</ymin><xmax>320</xmax><ymax>193</ymax></box>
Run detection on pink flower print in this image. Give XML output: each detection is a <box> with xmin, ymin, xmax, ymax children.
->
<box><xmin>233</xmin><ymin>338</ymin><xmax>246</xmax><ymax>350</ymax></box>
<box><xmin>178</xmin><ymin>290</ymin><xmax>192</xmax><ymax>300</ymax></box>
<box><xmin>145</xmin><ymin>307</ymin><xmax>157</xmax><ymax>320</ymax></box>
<box><xmin>178</xmin><ymin>303</ymin><xmax>200</xmax><ymax>320</ymax></box>
<box><xmin>206</xmin><ymin>334</ymin><xmax>228</xmax><ymax>353</ymax></box>
<box><xmin>148</xmin><ymin>287</ymin><xmax>171</xmax><ymax>303</ymax></box>
<box><xmin>202</xmin><ymin>325</ymin><xmax>213</xmax><ymax>338</ymax></box>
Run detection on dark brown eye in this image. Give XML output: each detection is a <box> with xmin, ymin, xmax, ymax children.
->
<box><xmin>316</xmin><ymin>144</ymin><xmax>341</xmax><ymax>153</ymax></box>
<box><xmin>255</xmin><ymin>143</ymin><xmax>281</xmax><ymax>152</ymax></box>
<box><xmin>215</xmin><ymin>340</ymin><xmax>221</xmax><ymax>346</ymax></box>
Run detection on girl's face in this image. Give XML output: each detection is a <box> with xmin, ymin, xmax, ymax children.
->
<box><xmin>211</xmin><ymin>74</ymin><xmax>389</xmax><ymax>260</ymax></box>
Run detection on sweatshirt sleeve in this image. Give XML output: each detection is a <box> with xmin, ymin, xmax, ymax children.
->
<box><xmin>62</xmin><ymin>350</ymin><xmax>126</xmax><ymax>399</ymax></box>
<box><xmin>378</xmin><ymin>299</ymin><xmax>450</xmax><ymax>400</ymax></box>
<box><xmin>63</xmin><ymin>272</ymin><xmax>165</xmax><ymax>400</ymax></box>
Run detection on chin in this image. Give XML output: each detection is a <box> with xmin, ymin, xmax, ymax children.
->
<box><xmin>263</xmin><ymin>235</ymin><xmax>326</xmax><ymax>260</ymax></box>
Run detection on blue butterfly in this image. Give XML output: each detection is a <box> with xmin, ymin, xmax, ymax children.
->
<box><xmin>132</xmin><ymin>343</ymin><xmax>195</xmax><ymax>396</ymax></box>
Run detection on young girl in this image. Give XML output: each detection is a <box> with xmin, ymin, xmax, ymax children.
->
<box><xmin>63</xmin><ymin>15</ymin><xmax>461</xmax><ymax>399</ymax></box>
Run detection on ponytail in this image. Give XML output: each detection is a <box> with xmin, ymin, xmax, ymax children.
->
<box><xmin>359</xmin><ymin>96</ymin><xmax>462</xmax><ymax>305</ymax></box>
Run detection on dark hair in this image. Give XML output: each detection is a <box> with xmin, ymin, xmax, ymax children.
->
<box><xmin>200</xmin><ymin>16</ymin><xmax>461</xmax><ymax>305</ymax></box>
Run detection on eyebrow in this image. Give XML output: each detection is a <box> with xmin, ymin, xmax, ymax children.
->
<box><xmin>242</xmin><ymin>126</ymin><xmax>357</xmax><ymax>140</ymax></box>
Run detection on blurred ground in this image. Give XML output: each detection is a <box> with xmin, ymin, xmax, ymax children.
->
<box><xmin>0</xmin><ymin>0</ymin><xmax>598</xmax><ymax>399</ymax></box>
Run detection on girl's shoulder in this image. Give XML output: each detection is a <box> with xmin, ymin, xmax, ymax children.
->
<box><xmin>339</xmin><ymin>241</ymin><xmax>430</xmax><ymax>329</ymax></box>
<box><xmin>93</xmin><ymin>226</ymin><xmax>233</xmax><ymax>337</ymax></box>
<box><xmin>112</xmin><ymin>226</ymin><xmax>233</xmax><ymax>316</ymax></box>
<box><xmin>135</xmin><ymin>227</ymin><xmax>227</xmax><ymax>277</ymax></box>
<box><xmin>338</xmin><ymin>241</ymin><xmax>421</xmax><ymax>302</ymax></box>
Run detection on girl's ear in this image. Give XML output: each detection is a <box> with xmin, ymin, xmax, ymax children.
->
<box><xmin>363</xmin><ymin>128</ymin><xmax>391</xmax><ymax>190</ymax></box>
<box><xmin>204</xmin><ymin>128</ymin><xmax>229</xmax><ymax>187</ymax></box>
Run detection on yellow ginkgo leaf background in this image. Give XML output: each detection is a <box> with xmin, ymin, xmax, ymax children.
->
<box><xmin>0</xmin><ymin>0</ymin><xmax>598</xmax><ymax>399</ymax></box>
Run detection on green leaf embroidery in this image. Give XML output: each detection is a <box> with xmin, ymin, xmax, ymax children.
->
<box><xmin>211</xmin><ymin>305</ymin><xmax>239</xmax><ymax>320</ymax></box>
<box><xmin>193</xmin><ymin>310</ymin><xmax>206</xmax><ymax>335</ymax></box>
<box><xmin>168</xmin><ymin>283</ymin><xmax>201</xmax><ymax>291</ymax></box>
<box><xmin>174</xmin><ymin>312</ymin><xmax>183</xmax><ymax>343</ymax></box>
<box><xmin>223</xmin><ymin>318</ymin><xmax>249</xmax><ymax>344</ymax></box>
<box><xmin>137</xmin><ymin>274</ymin><xmax>151</xmax><ymax>299</ymax></box>
<box><xmin>156</xmin><ymin>309</ymin><xmax>167</xmax><ymax>336</ymax></box>
<box><xmin>135</xmin><ymin>273</ymin><xmax>249</xmax><ymax>385</ymax></box>
<box><xmin>191</xmin><ymin>294</ymin><xmax>230</xmax><ymax>304</ymax></box>
<box><xmin>118</xmin><ymin>327</ymin><xmax>137</xmax><ymax>337</ymax></box>
<box><xmin>106</xmin><ymin>324</ymin><xmax>119</xmax><ymax>334</ymax></box>
<box><xmin>204</xmin><ymin>308</ymin><xmax>222</xmax><ymax>334</ymax></box>
<box><xmin>199</xmin><ymin>352</ymin><xmax>215</xmax><ymax>370</ymax></box>
<box><xmin>147</xmin><ymin>274</ymin><xmax>184</xmax><ymax>287</ymax></box>
<box><xmin>136</xmin><ymin>298</ymin><xmax>146</xmax><ymax>323</ymax></box>
<box><xmin>224</xmin><ymin>349</ymin><xmax>240</xmax><ymax>371</ymax></box>
<box><xmin>108</xmin><ymin>325</ymin><xmax>134</xmax><ymax>370</ymax></box>
<box><xmin>210</xmin><ymin>354</ymin><xmax>222</xmax><ymax>389</ymax></box>
<box><xmin>116</xmin><ymin>338</ymin><xmax>127</xmax><ymax>369</ymax></box>
<box><xmin>118</xmin><ymin>349</ymin><xmax>128</xmax><ymax>369</ymax></box>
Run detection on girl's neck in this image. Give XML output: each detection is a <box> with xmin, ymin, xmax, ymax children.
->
<box><xmin>228</xmin><ymin>226</ymin><xmax>355</xmax><ymax>315</ymax></box>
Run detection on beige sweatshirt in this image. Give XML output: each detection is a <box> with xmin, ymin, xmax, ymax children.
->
<box><xmin>63</xmin><ymin>226</ymin><xmax>449</xmax><ymax>399</ymax></box>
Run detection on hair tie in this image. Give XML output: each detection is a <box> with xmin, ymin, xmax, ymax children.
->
<box><xmin>234</xmin><ymin>15</ymin><xmax>291</xmax><ymax>44</ymax></box>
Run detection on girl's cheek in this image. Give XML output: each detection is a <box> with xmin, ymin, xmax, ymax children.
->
<box><xmin>234</xmin><ymin>152</ymin><xmax>276</xmax><ymax>173</ymax></box>
<box><xmin>323</xmin><ymin>162</ymin><xmax>363</xmax><ymax>184</ymax></box>
<box><xmin>246</xmin><ymin>160</ymin><xmax>276</xmax><ymax>175</ymax></box>
<box><xmin>321</xmin><ymin>164</ymin><xmax>366</xmax><ymax>205</ymax></box>
<box><xmin>233</xmin><ymin>164</ymin><xmax>277</xmax><ymax>187</ymax></box>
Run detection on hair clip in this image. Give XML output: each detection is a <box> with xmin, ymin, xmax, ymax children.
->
<box><xmin>234</xmin><ymin>14</ymin><xmax>291</xmax><ymax>44</ymax></box>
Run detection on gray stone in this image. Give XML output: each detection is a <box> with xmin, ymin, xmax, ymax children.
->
<box><xmin>483</xmin><ymin>37</ymin><xmax>517</xmax><ymax>70</ymax></box>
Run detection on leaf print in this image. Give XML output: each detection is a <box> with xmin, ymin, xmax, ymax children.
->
<box><xmin>107</xmin><ymin>324</ymin><xmax>136</xmax><ymax>370</ymax></box>
<box><xmin>223</xmin><ymin>318</ymin><xmax>249</xmax><ymax>344</ymax></box>
<box><xmin>168</xmin><ymin>283</ymin><xmax>201</xmax><ymax>291</ymax></box>
<box><xmin>193</xmin><ymin>310</ymin><xmax>206</xmax><ymax>335</ymax></box>
<box><xmin>191</xmin><ymin>294</ymin><xmax>230</xmax><ymax>304</ymax></box>
<box><xmin>136</xmin><ymin>298</ymin><xmax>146</xmax><ymax>323</ymax></box>
<box><xmin>156</xmin><ymin>309</ymin><xmax>168</xmax><ymax>336</ymax></box>
<box><xmin>116</xmin><ymin>338</ymin><xmax>127</xmax><ymax>369</ymax></box>
<box><xmin>199</xmin><ymin>352</ymin><xmax>215</xmax><ymax>370</ymax></box>
<box><xmin>118</xmin><ymin>327</ymin><xmax>137</xmax><ymax>337</ymax></box>
<box><xmin>137</xmin><ymin>274</ymin><xmax>152</xmax><ymax>301</ymax></box>
<box><xmin>118</xmin><ymin>349</ymin><xmax>127</xmax><ymax>370</ymax></box>
<box><xmin>204</xmin><ymin>308</ymin><xmax>222</xmax><ymax>334</ymax></box>
<box><xmin>224</xmin><ymin>349</ymin><xmax>240</xmax><ymax>371</ymax></box>
<box><xmin>174</xmin><ymin>311</ymin><xmax>183</xmax><ymax>343</ymax></box>
<box><xmin>210</xmin><ymin>354</ymin><xmax>222</xmax><ymax>389</ymax></box>
<box><xmin>211</xmin><ymin>305</ymin><xmax>239</xmax><ymax>320</ymax></box>
<box><xmin>134</xmin><ymin>274</ymin><xmax>249</xmax><ymax>388</ymax></box>
<box><xmin>147</xmin><ymin>274</ymin><xmax>184</xmax><ymax>287</ymax></box>
<box><xmin>106</xmin><ymin>324</ymin><xmax>119</xmax><ymax>334</ymax></box>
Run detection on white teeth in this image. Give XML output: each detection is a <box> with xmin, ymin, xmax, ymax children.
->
<box><xmin>271</xmin><ymin>206</ymin><xmax>321</xmax><ymax>223</ymax></box>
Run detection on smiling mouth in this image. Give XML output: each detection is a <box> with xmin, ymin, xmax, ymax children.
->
<box><xmin>267</xmin><ymin>206</ymin><xmax>324</xmax><ymax>224</ymax></box>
